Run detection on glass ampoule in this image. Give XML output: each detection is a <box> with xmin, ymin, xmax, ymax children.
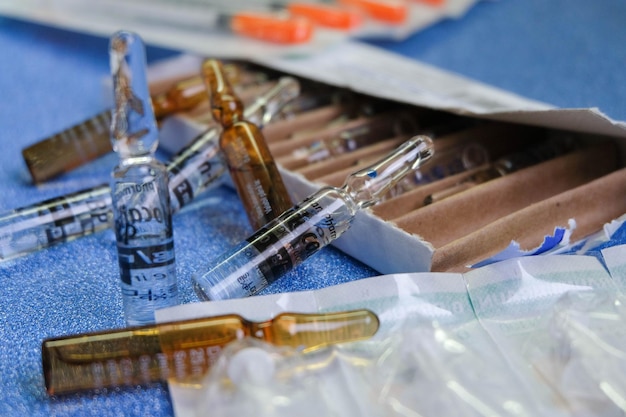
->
<box><xmin>42</xmin><ymin>309</ymin><xmax>379</xmax><ymax>395</ymax></box>
<box><xmin>0</xmin><ymin>185</ymin><xmax>113</xmax><ymax>260</ymax></box>
<box><xmin>150</xmin><ymin>76</ymin><xmax>206</xmax><ymax>119</ymax></box>
<box><xmin>203</xmin><ymin>59</ymin><xmax>294</xmax><ymax>230</ymax></box>
<box><xmin>424</xmin><ymin>136</ymin><xmax>577</xmax><ymax>205</ymax></box>
<box><xmin>21</xmin><ymin>110</ymin><xmax>114</xmax><ymax>184</ymax></box>
<box><xmin>0</xmin><ymin>76</ymin><xmax>300</xmax><ymax>262</ymax></box>
<box><xmin>192</xmin><ymin>135</ymin><xmax>434</xmax><ymax>301</ymax></box>
<box><xmin>383</xmin><ymin>141</ymin><xmax>490</xmax><ymax>200</ymax></box>
<box><xmin>109</xmin><ymin>31</ymin><xmax>178</xmax><ymax>326</ymax></box>
<box><xmin>151</xmin><ymin>64</ymin><xmax>268</xmax><ymax>119</ymax></box>
<box><xmin>284</xmin><ymin>110</ymin><xmax>421</xmax><ymax>169</ymax></box>
<box><xmin>21</xmin><ymin>64</ymin><xmax>266</xmax><ymax>184</ymax></box>
<box><xmin>22</xmin><ymin>77</ymin><xmax>202</xmax><ymax>185</ymax></box>
<box><xmin>167</xmin><ymin>75</ymin><xmax>300</xmax><ymax>214</ymax></box>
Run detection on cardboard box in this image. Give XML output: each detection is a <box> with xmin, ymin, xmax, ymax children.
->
<box><xmin>149</xmin><ymin>45</ymin><xmax>626</xmax><ymax>275</ymax></box>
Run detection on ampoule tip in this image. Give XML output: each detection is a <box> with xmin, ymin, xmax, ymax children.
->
<box><xmin>109</xmin><ymin>30</ymin><xmax>158</xmax><ymax>156</ymax></box>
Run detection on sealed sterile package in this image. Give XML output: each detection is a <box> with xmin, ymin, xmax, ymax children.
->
<box><xmin>465</xmin><ymin>254</ymin><xmax>623</xmax><ymax>416</ymax></box>
<box><xmin>602</xmin><ymin>243</ymin><xmax>626</xmax><ymax>292</ymax></box>
<box><xmin>158</xmin><ymin>271</ymin><xmax>556</xmax><ymax>417</ymax></box>
<box><xmin>156</xmin><ymin>272</ymin><xmax>463</xmax><ymax>415</ymax></box>
<box><xmin>152</xmin><ymin>244</ymin><xmax>626</xmax><ymax>417</ymax></box>
<box><xmin>521</xmin><ymin>290</ymin><xmax>626</xmax><ymax>417</ymax></box>
<box><xmin>0</xmin><ymin>0</ymin><xmax>480</xmax><ymax>56</ymax></box>
<box><xmin>191</xmin><ymin>338</ymin><xmax>381</xmax><ymax>417</ymax></box>
<box><xmin>365</xmin><ymin>319</ymin><xmax>552</xmax><ymax>417</ymax></box>
<box><xmin>179</xmin><ymin>314</ymin><xmax>554</xmax><ymax>417</ymax></box>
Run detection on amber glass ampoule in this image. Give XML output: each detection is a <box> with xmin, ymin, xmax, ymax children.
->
<box><xmin>203</xmin><ymin>59</ymin><xmax>293</xmax><ymax>230</ymax></box>
<box><xmin>151</xmin><ymin>65</ymin><xmax>268</xmax><ymax>118</ymax></box>
<box><xmin>21</xmin><ymin>64</ymin><xmax>265</xmax><ymax>184</ymax></box>
<box><xmin>42</xmin><ymin>309</ymin><xmax>379</xmax><ymax>395</ymax></box>
<box><xmin>151</xmin><ymin>76</ymin><xmax>206</xmax><ymax>119</ymax></box>
<box><xmin>21</xmin><ymin>110</ymin><xmax>113</xmax><ymax>184</ymax></box>
<box><xmin>21</xmin><ymin>80</ymin><xmax>202</xmax><ymax>184</ymax></box>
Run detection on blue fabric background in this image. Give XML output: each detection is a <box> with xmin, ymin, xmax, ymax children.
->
<box><xmin>1</xmin><ymin>0</ymin><xmax>625</xmax><ymax>415</ymax></box>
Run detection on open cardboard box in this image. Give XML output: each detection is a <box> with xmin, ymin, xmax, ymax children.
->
<box><xmin>146</xmin><ymin>44</ymin><xmax>626</xmax><ymax>275</ymax></box>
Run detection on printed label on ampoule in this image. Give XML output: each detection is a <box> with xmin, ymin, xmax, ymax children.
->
<box><xmin>169</xmin><ymin>152</ymin><xmax>211</xmax><ymax>205</ymax></box>
<box><xmin>196</xmin><ymin>196</ymin><xmax>349</xmax><ymax>300</ymax></box>
<box><xmin>118</xmin><ymin>238</ymin><xmax>177</xmax><ymax>322</ymax></box>
<box><xmin>59</xmin><ymin>344</ymin><xmax>226</xmax><ymax>392</ymax></box>
<box><xmin>35</xmin><ymin>189</ymin><xmax>112</xmax><ymax>244</ymax></box>
<box><xmin>113</xmin><ymin>175</ymin><xmax>178</xmax><ymax>324</ymax></box>
<box><xmin>246</xmin><ymin>178</ymin><xmax>272</xmax><ymax>221</ymax></box>
<box><xmin>56</xmin><ymin>201</ymin><xmax>107</xmax><ymax>241</ymax></box>
<box><xmin>168</xmin><ymin>140</ymin><xmax>224</xmax><ymax>210</ymax></box>
<box><xmin>246</xmin><ymin>199</ymin><xmax>342</xmax><ymax>285</ymax></box>
<box><xmin>41</xmin><ymin>200</ymin><xmax>74</xmax><ymax>242</ymax></box>
<box><xmin>117</xmin><ymin>240</ymin><xmax>175</xmax><ymax>284</ymax></box>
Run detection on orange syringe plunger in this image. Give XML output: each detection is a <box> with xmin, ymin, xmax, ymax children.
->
<box><xmin>202</xmin><ymin>59</ymin><xmax>294</xmax><ymax>230</ymax></box>
<box><xmin>42</xmin><ymin>309</ymin><xmax>379</xmax><ymax>395</ymax></box>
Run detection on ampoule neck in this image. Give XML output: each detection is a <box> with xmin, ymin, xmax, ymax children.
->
<box><xmin>213</xmin><ymin>94</ymin><xmax>245</xmax><ymax>128</ymax></box>
<box><xmin>327</xmin><ymin>186</ymin><xmax>361</xmax><ymax>215</ymax></box>
<box><xmin>113</xmin><ymin>140</ymin><xmax>158</xmax><ymax>160</ymax></box>
<box><xmin>341</xmin><ymin>176</ymin><xmax>375</xmax><ymax>210</ymax></box>
<box><xmin>115</xmin><ymin>154</ymin><xmax>156</xmax><ymax>167</ymax></box>
<box><xmin>341</xmin><ymin>136</ymin><xmax>434</xmax><ymax>209</ymax></box>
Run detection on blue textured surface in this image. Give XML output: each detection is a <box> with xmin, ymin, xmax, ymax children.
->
<box><xmin>1</xmin><ymin>1</ymin><xmax>626</xmax><ymax>415</ymax></box>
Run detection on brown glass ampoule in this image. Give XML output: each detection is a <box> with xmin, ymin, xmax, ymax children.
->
<box><xmin>151</xmin><ymin>65</ymin><xmax>268</xmax><ymax>119</ymax></box>
<box><xmin>203</xmin><ymin>59</ymin><xmax>293</xmax><ymax>230</ymax></box>
<box><xmin>22</xmin><ymin>64</ymin><xmax>266</xmax><ymax>184</ymax></box>
<box><xmin>21</xmin><ymin>78</ymin><xmax>203</xmax><ymax>184</ymax></box>
<box><xmin>22</xmin><ymin>110</ymin><xmax>114</xmax><ymax>183</ymax></box>
<box><xmin>42</xmin><ymin>309</ymin><xmax>379</xmax><ymax>395</ymax></box>
<box><xmin>151</xmin><ymin>76</ymin><xmax>206</xmax><ymax>119</ymax></box>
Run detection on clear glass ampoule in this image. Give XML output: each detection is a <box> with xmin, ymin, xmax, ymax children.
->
<box><xmin>203</xmin><ymin>59</ymin><xmax>294</xmax><ymax>230</ymax></box>
<box><xmin>193</xmin><ymin>135</ymin><xmax>434</xmax><ymax>301</ymax></box>
<box><xmin>423</xmin><ymin>136</ymin><xmax>577</xmax><ymax>205</ymax></box>
<box><xmin>383</xmin><ymin>141</ymin><xmax>490</xmax><ymax>200</ymax></box>
<box><xmin>0</xmin><ymin>76</ymin><xmax>300</xmax><ymax>262</ymax></box>
<box><xmin>0</xmin><ymin>185</ymin><xmax>113</xmax><ymax>260</ymax></box>
<box><xmin>284</xmin><ymin>110</ymin><xmax>421</xmax><ymax>169</ymax></box>
<box><xmin>109</xmin><ymin>31</ymin><xmax>178</xmax><ymax>326</ymax></box>
<box><xmin>41</xmin><ymin>309</ymin><xmax>379</xmax><ymax>395</ymax></box>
